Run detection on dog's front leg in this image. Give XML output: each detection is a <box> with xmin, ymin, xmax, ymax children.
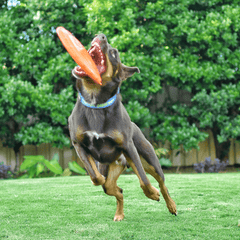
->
<box><xmin>72</xmin><ymin>142</ymin><xmax>105</xmax><ymax>186</ymax></box>
<box><xmin>124</xmin><ymin>141</ymin><xmax>160</xmax><ymax>201</ymax></box>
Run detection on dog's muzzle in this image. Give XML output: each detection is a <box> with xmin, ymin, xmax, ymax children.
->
<box><xmin>74</xmin><ymin>37</ymin><xmax>107</xmax><ymax>78</ymax></box>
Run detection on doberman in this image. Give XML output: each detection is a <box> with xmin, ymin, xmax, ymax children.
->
<box><xmin>68</xmin><ymin>34</ymin><xmax>177</xmax><ymax>221</ymax></box>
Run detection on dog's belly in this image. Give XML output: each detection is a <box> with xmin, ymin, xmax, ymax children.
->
<box><xmin>81</xmin><ymin>131</ymin><xmax>122</xmax><ymax>164</ymax></box>
<box><xmin>92</xmin><ymin>145</ymin><xmax>122</xmax><ymax>164</ymax></box>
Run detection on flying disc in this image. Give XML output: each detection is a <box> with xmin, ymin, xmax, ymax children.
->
<box><xmin>56</xmin><ymin>26</ymin><xmax>102</xmax><ymax>85</ymax></box>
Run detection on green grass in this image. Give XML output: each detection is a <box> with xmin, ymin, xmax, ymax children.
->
<box><xmin>0</xmin><ymin>173</ymin><xmax>240</xmax><ymax>240</ymax></box>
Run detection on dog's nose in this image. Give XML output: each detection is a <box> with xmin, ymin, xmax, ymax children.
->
<box><xmin>94</xmin><ymin>34</ymin><xmax>107</xmax><ymax>44</ymax></box>
<box><xmin>91</xmin><ymin>34</ymin><xmax>108</xmax><ymax>54</ymax></box>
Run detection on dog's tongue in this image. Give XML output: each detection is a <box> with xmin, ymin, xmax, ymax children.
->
<box><xmin>74</xmin><ymin>38</ymin><xmax>107</xmax><ymax>78</ymax></box>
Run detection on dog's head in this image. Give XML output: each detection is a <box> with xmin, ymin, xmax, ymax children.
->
<box><xmin>72</xmin><ymin>34</ymin><xmax>140</xmax><ymax>89</ymax></box>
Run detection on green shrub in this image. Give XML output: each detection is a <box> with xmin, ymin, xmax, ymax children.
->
<box><xmin>19</xmin><ymin>154</ymin><xmax>87</xmax><ymax>178</ymax></box>
<box><xmin>154</xmin><ymin>146</ymin><xmax>172</xmax><ymax>168</ymax></box>
<box><xmin>68</xmin><ymin>161</ymin><xmax>87</xmax><ymax>175</ymax></box>
<box><xmin>159</xmin><ymin>158</ymin><xmax>172</xmax><ymax>168</ymax></box>
<box><xmin>19</xmin><ymin>154</ymin><xmax>63</xmax><ymax>178</ymax></box>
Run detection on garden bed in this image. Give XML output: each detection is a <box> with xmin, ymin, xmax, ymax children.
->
<box><xmin>163</xmin><ymin>165</ymin><xmax>240</xmax><ymax>174</ymax></box>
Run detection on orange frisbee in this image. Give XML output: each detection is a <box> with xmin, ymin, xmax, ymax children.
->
<box><xmin>56</xmin><ymin>26</ymin><xmax>102</xmax><ymax>85</ymax></box>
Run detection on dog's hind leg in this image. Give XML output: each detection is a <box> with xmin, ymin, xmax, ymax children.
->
<box><xmin>102</xmin><ymin>155</ymin><xmax>127</xmax><ymax>221</ymax></box>
<box><xmin>132</xmin><ymin>123</ymin><xmax>177</xmax><ymax>215</ymax></box>
<box><xmin>140</xmin><ymin>157</ymin><xmax>177</xmax><ymax>215</ymax></box>
<box><xmin>124</xmin><ymin>141</ymin><xmax>160</xmax><ymax>202</ymax></box>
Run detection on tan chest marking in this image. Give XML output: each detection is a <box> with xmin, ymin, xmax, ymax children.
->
<box><xmin>75</xmin><ymin>126</ymin><xmax>85</xmax><ymax>143</ymax></box>
<box><xmin>111</xmin><ymin>130</ymin><xmax>124</xmax><ymax>146</ymax></box>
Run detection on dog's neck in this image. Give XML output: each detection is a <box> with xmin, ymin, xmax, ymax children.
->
<box><xmin>79</xmin><ymin>87</ymin><xmax>120</xmax><ymax>109</ymax></box>
<box><xmin>78</xmin><ymin>79</ymin><xmax>121</xmax><ymax>107</ymax></box>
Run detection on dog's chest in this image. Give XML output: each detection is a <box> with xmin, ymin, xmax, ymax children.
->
<box><xmin>77</xmin><ymin>130</ymin><xmax>123</xmax><ymax>164</ymax></box>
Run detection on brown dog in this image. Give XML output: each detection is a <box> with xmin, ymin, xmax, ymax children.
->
<box><xmin>68</xmin><ymin>34</ymin><xmax>177</xmax><ymax>221</ymax></box>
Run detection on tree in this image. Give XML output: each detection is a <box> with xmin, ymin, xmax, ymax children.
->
<box><xmin>148</xmin><ymin>0</ymin><xmax>240</xmax><ymax>159</ymax></box>
<box><xmin>1</xmin><ymin>0</ymin><xmax>240</xmax><ymax>163</ymax></box>
<box><xmin>85</xmin><ymin>0</ymin><xmax>240</xmax><ymax>160</ymax></box>
<box><xmin>0</xmin><ymin>0</ymin><xmax>87</xmax><ymax>167</ymax></box>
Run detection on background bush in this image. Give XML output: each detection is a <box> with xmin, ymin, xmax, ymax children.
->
<box><xmin>19</xmin><ymin>154</ymin><xmax>86</xmax><ymax>178</ymax></box>
<box><xmin>1</xmin><ymin>0</ymin><xmax>240</xmax><ymax>163</ymax></box>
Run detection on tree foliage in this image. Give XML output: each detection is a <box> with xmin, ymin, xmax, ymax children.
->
<box><xmin>0</xmin><ymin>0</ymin><xmax>86</xmax><ymax>153</ymax></box>
<box><xmin>1</xmin><ymin>0</ymin><xmax>240</xmax><ymax>160</ymax></box>
<box><xmin>81</xmin><ymin>0</ymin><xmax>240</xmax><ymax>159</ymax></box>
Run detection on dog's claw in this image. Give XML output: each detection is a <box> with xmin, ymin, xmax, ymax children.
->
<box><xmin>166</xmin><ymin>199</ymin><xmax>177</xmax><ymax>216</ymax></box>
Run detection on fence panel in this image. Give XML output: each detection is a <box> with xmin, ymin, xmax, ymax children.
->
<box><xmin>0</xmin><ymin>130</ymin><xmax>238</xmax><ymax>170</ymax></box>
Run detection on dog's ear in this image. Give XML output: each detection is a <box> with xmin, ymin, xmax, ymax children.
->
<box><xmin>119</xmin><ymin>64</ymin><xmax>140</xmax><ymax>81</ymax></box>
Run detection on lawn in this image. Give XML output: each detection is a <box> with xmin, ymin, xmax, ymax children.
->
<box><xmin>0</xmin><ymin>173</ymin><xmax>239</xmax><ymax>239</ymax></box>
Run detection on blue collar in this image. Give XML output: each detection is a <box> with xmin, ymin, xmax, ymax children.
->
<box><xmin>79</xmin><ymin>88</ymin><xmax>120</xmax><ymax>109</ymax></box>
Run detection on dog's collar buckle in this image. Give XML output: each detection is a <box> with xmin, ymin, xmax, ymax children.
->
<box><xmin>78</xmin><ymin>88</ymin><xmax>120</xmax><ymax>109</ymax></box>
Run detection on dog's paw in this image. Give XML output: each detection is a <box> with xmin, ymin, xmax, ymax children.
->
<box><xmin>113</xmin><ymin>214</ymin><xmax>124</xmax><ymax>221</ymax></box>
<box><xmin>150</xmin><ymin>186</ymin><xmax>160</xmax><ymax>201</ymax></box>
<box><xmin>167</xmin><ymin>199</ymin><xmax>177</xmax><ymax>216</ymax></box>
<box><xmin>142</xmin><ymin>185</ymin><xmax>160</xmax><ymax>201</ymax></box>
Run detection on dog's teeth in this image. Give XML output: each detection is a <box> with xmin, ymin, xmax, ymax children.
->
<box><xmin>92</xmin><ymin>42</ymin><xmax>100</xmax><ymax>48</ymax></box>
<box><xmin>89</xmin><ymin>47</ymin><xmax>95</xmax><ymax>54</ymax></box>
<box><xmin>101</xmin><ymin>60</ymin><xmax>104</xmax><ymax>65</ymax></box>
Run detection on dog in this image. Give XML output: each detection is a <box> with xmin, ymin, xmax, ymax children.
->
<box><xmin>68</xmin><ymin>34</ymin><xmax>177</xmax><ymax>221</ymax></box>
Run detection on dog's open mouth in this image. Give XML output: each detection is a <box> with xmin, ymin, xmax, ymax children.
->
<box><xmin>74</xmin><ymin>38</ymin><xmax>107</xmax><ymax>79</ymax></box>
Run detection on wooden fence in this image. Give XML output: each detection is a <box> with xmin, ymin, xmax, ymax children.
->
<box><xmin>0</xmin><ymin>130</ymin><xmax>240</xmax><ymax>171</ymax></box>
